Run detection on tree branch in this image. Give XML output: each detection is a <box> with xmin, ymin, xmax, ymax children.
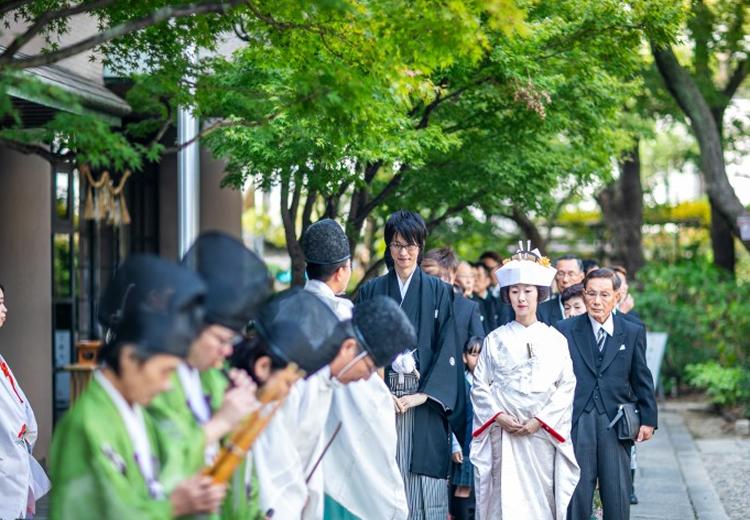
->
<box><xmin>0</xmin><ymin>136</ymin><xmax>69</xmax><ymax>163</ymax></box>
<box><xmin>0</xmin><ymin>0</ymin><xmax>32</xmax><ymax>18</ymax></box>
<box><xmin>0</xmin><ymin>0</ymin><xmax>116</xmax><ymax>64</ymax></box>
<box><xmin>723</xmin><ymin>59</ymin><xmax>748</xmax><ymax>101</ymax></box>
<box><xmin>301</xmin><ymin>186</ymin><xmax>316</xmax><ymax>232</ymax></box>
<box><xmin>4</xmin><ymin>0</ymin><xmax>247</xmax><ymax>70</ymax></box>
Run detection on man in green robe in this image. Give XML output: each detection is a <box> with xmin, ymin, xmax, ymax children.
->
<box><xmin>50</xmin><ymin>255</ymin><xmax>226</xmax><ymax>519</ymax></box>
<box><xmin>146</xmin><ymin>233</ymin><xmax>272</xmax><ymax>520</ymax></box>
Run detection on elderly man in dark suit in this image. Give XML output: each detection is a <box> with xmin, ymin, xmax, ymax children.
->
<box><xmin>556</xmin><ymin>268</ymin><xmax>657</xmax><ymax>520</ymax></box>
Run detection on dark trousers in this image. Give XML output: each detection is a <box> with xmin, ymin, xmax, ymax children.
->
<box><xmin>449</xmin><ymin>485</ymin><xmax>474</xmax><ymax>520</ymax></box>
<box><xmin>569</xmin><ymin>409</ymin><xmax>632</xmax><ymax>520</ymax></box>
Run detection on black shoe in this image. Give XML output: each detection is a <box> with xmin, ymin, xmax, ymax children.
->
<box><xmin>630</xmin><ymin>493</ymin><xmax>639</xmax><ymax>505</ymax></box>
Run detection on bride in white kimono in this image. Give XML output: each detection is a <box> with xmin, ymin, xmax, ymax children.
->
<box><xmin>471</xmin><ymin>248</ymin><xmax>580</xmax><ymax>519</ymax></box>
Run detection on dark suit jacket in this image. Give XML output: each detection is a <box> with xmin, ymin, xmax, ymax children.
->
<box><xmin>538</xmin><ymin>294</ymin><xmax>563</xmax><ymax>326</ymax></box>
<box><xmin>448</xmin><ymin>290</ymin><xmax>484</xmax><ymax>448</ymax></box>
<box><xmin>556</xmin><ymin>313</ymin><xmax>658</xmax><ymax>429</ymax></box>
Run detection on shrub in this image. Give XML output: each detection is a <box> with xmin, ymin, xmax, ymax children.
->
<box><xmin>633</xmin><ymin>260</ymin><xmax>750</xmax><ymax>390</ymax></box>
<box><xmin>685</xmin><ymin>362</ymin><xmax>750</xmax><ymax>412</ymax></box>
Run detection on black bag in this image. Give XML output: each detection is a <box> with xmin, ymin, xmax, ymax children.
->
<box><xmin>606</xmin><ymin>403</ymin><xmax>641</xmax><ymax>441</ymax></box>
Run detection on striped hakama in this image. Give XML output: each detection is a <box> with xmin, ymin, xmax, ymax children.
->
<box><xmin>388</xmin><ymin>372</ymin><xmax>449</xmax><ymax>520</ymax></box>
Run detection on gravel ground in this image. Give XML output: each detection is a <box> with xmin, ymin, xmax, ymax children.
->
<box><xmin>698</xmin><ymin>440</ymin><xmax>750</xmax><ymax>520</ymax></box>
<box><xmin>665</xmin><ymin>399</ymin><xmax>750</xmax><ymax>520</ymax></box>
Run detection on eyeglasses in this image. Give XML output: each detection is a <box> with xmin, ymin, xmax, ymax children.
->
<box><xmin>584</xmin><ymin>290</ymin><xmax>613</xmax><ymax>300</ymax></box>
<box><xmin>390</xmin><ymin>241</ymin><xmax>419</xmax><ymax>253</ymax></box>
<box><xmin>556</xmin><ymin>270</ymin><xmax>582</xmax><ymax>279</ymax></box>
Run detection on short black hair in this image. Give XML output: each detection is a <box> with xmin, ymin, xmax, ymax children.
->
<box><xmin>306</xmin><ymin>259</ymin><xmax>349</xmax><ymax>283</ymax></box>
<box><xmin>582</xmin><ymin>259</ymin><xmax>599</xmax><ymax>273</ymax></box>
<box><xmin>0</xmin><ymin>283</ymin><xmax>5</xmax><ymax>295</ymax></box>
<box><xmin>584</xmin><ymin>268</ymin><xmax>621</xmax><ymax>291</ymax></box>
<box><xmin>555</xmin><ymin>255</ymin><xmax>584</xmax><ymax>272</ymax></box>
<box><xmin>479</xmin><ymin>251</ymin><xmax>502</xmax><ymax>264</ymax></box>
<box><xmin>464</xmin><ymin>336</ymin><xmax>483</xmax><ymax>354</ymax></box>
<box><xmin>471</xmin><ymin>261</ymin><xmax>492</xmax><ymax>277</ymax></box>
<box><xmin>97</xmin><ymin>339</ymin><xmax>156</xmax><ymax>376</ymax></box>
<box><xmin>499</xmin><ymin>284</ymin><xmax>551</xmax><ymax>304</ymax></box>
<box><xmin>229</xmin><ymin>332</ymin><xmax>288</xmax><ymax>385</ymax></box>
<box><xmin>560</xmin><ymin>283</ymin><xmax>584</xmax><ymax>304</ymax></box>
<box><xmin>384</xmin><ymin>210</ymin><xmax>427</xmax><ymax>255</ymax></box>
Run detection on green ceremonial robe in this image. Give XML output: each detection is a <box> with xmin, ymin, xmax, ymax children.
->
<box><xmin>146</xmin><ymin>367</ymin><xmax>262</xmax><ymax>520</ymax></box>
<box><xmin>49</xmin><ymin>377</ymin><xmax>172</xmax><ymax>519</ymax></box>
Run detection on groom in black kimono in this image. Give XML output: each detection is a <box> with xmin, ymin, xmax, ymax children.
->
<box><xmin>358</xmin><ymin>210</ymin><xmax>461</xmax><ymax>515</ymax></box>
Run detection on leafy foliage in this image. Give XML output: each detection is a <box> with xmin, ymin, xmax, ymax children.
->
<box><xmin>633</xmin><ymin>259</ymin><xmax>750</xmax><ymax>390</ymax></box>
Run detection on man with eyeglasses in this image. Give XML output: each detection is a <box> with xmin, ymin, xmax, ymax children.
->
<box><xmin>555</xmin><ymin>268</ymin><xmax>657</xmax><ymax>520</ymax></box>
<box><xmin>539</xmin><ymin>255</ymin><xmax>585</xmax><ymax>326</ymax></box>
<box><xmin>358</xmin><ymin>210</ymin><xmax>461</xmax><ymax>520</ymax></box>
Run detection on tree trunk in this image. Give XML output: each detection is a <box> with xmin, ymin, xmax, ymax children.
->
<box><xmin>597</xmin><ymin>142</ymin><xmax>646</xmax><ymax>276</ymax></box>
<box><xmin>651</xmin><ymin>44</ymin><xmax>749</xmax><ymax>272</ymax></box>
<box><xmin>710</xmin><ymin>201</ymin><xmax>736</xmax><ymax>273</ymax></box>
<box><xmin>279</xmin><ymin>175</ymin><xmax>307</xmax><ymax>286</ymax></box>
<box><xmin>507</xmin><ymin>207</ymin><xmax>547</xmax><ymax>253</ymax></box>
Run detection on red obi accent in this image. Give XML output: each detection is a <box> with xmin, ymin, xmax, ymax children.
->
<box><xmin>1</xmin><ymin>361</ymin><xmax>24</xmax><ymax>404</ymax></box>
<box><xmin>17</xmin><ymin>423</ymin><xmax>27</xmax><ymax>439</ymax></box>
<box><xmin>535</xmin><ymin>417</ymin><xmax>565</xmax><ymax>443</ymax></box>
<box><xmin>472</xmin><ymin>412</ymin><xmax>503</xmax><ymax>438</ymax></box>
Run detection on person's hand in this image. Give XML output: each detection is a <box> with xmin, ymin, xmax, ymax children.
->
<box><xmin>513</xmin><ymin>418</ymin><xmax>542</xmax><ymax>436</ymax></box>
<box><xmin>398</xmin><ymin>393</ymin><xmax>428</xmax><ymax>413</ymax></box>
<box><xmin>636</xmin><ymin>425</ymin><xmax>654</xmax><ymax>442</ymax></box>
<box><xmin>226</xmin><ymin>367</ymin><xmax>254</xmax><ymax>389</ymax></box>
<box><xmin>204</xmin><ymin>378</ymin><xmax>259</xmax><ymax>443</ymax></box>
<box><xmin>452</xmin><ymin>451</ymin><xmax>464</xmax><ymax>464</ymax></box>
<box><xmin>392</xmin><ymin>394</ymin><xmax>406</xmax><ymax>414</ymax></box>
<box><xmin>494</xmin><ymin>413</ymin><xmax>523</xmax><ymax>433</ymax></box>
<box><xmin>170</xmin><ymin>475</ymin><xmax>226</xmax><ymax>516</ymax></box>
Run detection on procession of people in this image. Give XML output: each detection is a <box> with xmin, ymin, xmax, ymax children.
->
<box><xmin>0</xmin><ymin>209</ymin><xmax>657</xmax><ymax>520</ymax></box>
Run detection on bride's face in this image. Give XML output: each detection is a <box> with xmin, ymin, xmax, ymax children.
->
<box><xmin>508</xmin><ymin>284</ymin><xmax>538</xmax><ymax>319</ymax></box>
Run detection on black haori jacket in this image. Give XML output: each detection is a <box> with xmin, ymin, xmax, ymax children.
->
<box><xmin>358</xmin><ymin>267</ymin><xmax>463</xmax><ymax>479</ymax></box>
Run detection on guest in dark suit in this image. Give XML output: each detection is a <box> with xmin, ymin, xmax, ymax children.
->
<box><xmin>471</xmin><ymin>262</ymin><xmax>499</xmax><ymax>334</ymax></box>
<box><xmin>538</xmin><ymin>255</ymin><xmax>585</xmax><ymax>326</ymax></box>
<box><xmin>556</xmin><ymin>268</ymin><xmax>657</xmax><ymax>520</ymax></box>
<box><xmin>422</xmin><ymin>248</ymin><xmax>484</xmax><ymax>450</ymax></box>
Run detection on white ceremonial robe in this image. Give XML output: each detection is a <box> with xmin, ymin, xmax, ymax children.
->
<box><xmin>471</xmin><ymin>321</ymin><xmax>580</xmax><ymax>520</ymax></box>
<box><xmin>0</xmin><ymin>354</ymin><xmax>50</xmax><ymax>520</ymax></box>
<box><xmin>253</xmin><ymin>406</ymin><xmax>309</xmax><ymax>518</ymax></box>
<box><xmin>323</xmin><ymin>375</ymin><xmax>408</xmax><ymax>520</ymax></box>
<box><xmin>306</xmin><ymin>279</ymin><xmax>408</xmax><ymax>519</ymax></box>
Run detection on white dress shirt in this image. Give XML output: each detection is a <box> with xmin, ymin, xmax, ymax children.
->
<box><xmin>397</xmin><ymin>267</ymin><xmax>417</xmax><ymax>300</ymax></box>
<box><xmin>589</xmin><ymin>313</ymin><xmax>614</xmax><ymax>339</ymax></box>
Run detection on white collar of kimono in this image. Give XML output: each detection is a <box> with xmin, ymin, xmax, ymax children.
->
<box><xmin>176</xmin><ymin>362</ymin><xmax>212</xmax><ymax>424</ymax></box>
<box><xmin>588</xmin><ymin>313</ymin><xmax>614</xmax><ymax>337</ymax></box>
<box><xmin>94</xmin><ymin>370</ymin><xmax>162</xmax><ymax>498</ymax></box>
<box><xmin>305</xmin><ymin>279</ymin><xmax>336</xmax><ymax>299</ymax></box>
<box><xmin>397</xmin><ymin>267</ymin><xmax>417</xmax><ymax>300</ymax></box>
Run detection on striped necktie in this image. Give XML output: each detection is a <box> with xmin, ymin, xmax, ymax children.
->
<box><xmin>597</xmin><ymin>328</ymin><xmax>607</xmax><ymax>352</ymax></box>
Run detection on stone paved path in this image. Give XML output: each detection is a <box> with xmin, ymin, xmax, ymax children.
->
<box><xmin>632</xmin><ymin>408</ymin><xmax>728</xmax><ymax>520</ymax></box>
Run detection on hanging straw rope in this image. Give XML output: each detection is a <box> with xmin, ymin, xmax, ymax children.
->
<box><xmin>81</xmin><ymin>164</ymin><xmax>132</xmax><ymax>226</ymax></box>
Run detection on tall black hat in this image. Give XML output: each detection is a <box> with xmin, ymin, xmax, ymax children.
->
<box><xmin>300</xmin><ymin>219</ymin><xmax>351</xmax><ymax>265</ymax></box>
<box><xmin>182</xmin><ymin>232</ymin><xmax>272</xmax><ymax>332</ymax></box>
<box><xmin>98</xmin><ymin>254</ymin><xmax>206</xmax><ymax>358</ymax></box>
<box><xmin>255</xmin><ymin>287</ymin><xmax>346</xmax><ymax>375</ymax></box>
<box><xmin>351</xmin><ymin>296</ymin><xmax>417</xmax><ymax>367</ymax></box>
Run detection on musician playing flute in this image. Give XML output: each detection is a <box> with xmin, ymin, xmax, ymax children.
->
<box><xmin>146</xmin><ymin>232</ymin><xmax>271</xmax><ymax>520</ymax></box>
